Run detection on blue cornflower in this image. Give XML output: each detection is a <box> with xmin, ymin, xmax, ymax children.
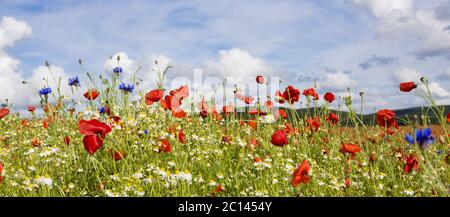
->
<box><xmin>119</xmin><ymin>83</ymin><xmax>134</xmax><ymax>93</ymax></box>
<box><xmin>39</xmin><ymin>87</ymin><xmax>52</xmax><ymax>96</ymax></box>
<box><xmin>99</xmin><ymin>107</ymin><xmax>106</xmax><ymax>114</ymax></box>
<box><xmin>113</xmin><ymin>67</ymin><xmax>123</xmax><ymax>73</ymax></box>
<box><xmin>68</xmin><ymin>76</ymin><xmax>80</xmax><ymax>86</ymax></box>
<box><xmin>144</xmin><ymin>129</ymin><xmax>149</xmax><ymax>134</ymax></box>
<box><xmin>405</xmin><ymin>127</ymin><xmax>434</xmax><ymax>149</ymax></box>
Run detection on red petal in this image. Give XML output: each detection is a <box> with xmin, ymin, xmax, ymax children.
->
<box><xmin>0</xmin><ymin>108</ymin><xmax>10</xmax><ymax>119</ymax></box>
<box><xmin>78</xmin><ymin>119</ymin><xmax>112</xmax><ymax>136</ymax></box>
<box><xmin>83</xmin><ymin>135</ymin><xmax>103</xmax><ymax>155</ymax></box>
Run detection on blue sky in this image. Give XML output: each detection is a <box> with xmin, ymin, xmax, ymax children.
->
<box><xmin>1</xmin><ymin>0</ymin><xmax>450</xmax><ymax>112</ymax></box>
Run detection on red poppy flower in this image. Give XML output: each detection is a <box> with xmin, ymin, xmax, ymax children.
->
<box><xmin>404</xmin><ymin>154</ymin><xmax>419</xmax><ymax>174</ymax></box>
<box><xmin>78</xmin><ymin>119</ymin><xmax>112</xmax><ymax>136</ymax></box>
<box><xmin>160</xmin><ymin>95</ymin><xmax>179</xmax><ymax>111</ymax></box>
<box><xmin>248</xmin><ymin>109</ymin><xmax>267</xmax><ymax>116</ymax></box>
<box><xmin>21</xmin><ymin>119</ymin><xmax>29</xmax><ymax>127</ymax></box>
<box><xmin>222</xmin><ymin>105</ymin><xmax>235</xmax><ymax>113</ymax></box>
<box><xmin>145</xmin><ymin>89</ymin><xmax>164</xmax><ymax>105</ymax></box>
<box><xmin>27</xmin><ymin>106</ymin><xmax>36</xmax><ymax>112</ymax></box>
<box><xmin>178</xmin><ymin>129</ymin><xmax>186</xmax><ymax>144</ymax></box>
<box><xmin>235</xmin><ymin>92</ymin><xmax>254</xmax><ymax>105</ymax></box>
<box><xmin>240</xmin><ymin>119</ymin><xmax>258</xmax><ymax>130</ymax></box>
<box><xmin>163</xmin><ymin>86</ymin><xmax>189</xmax><ymax>110</ymax></box>
<box><xmin>271</xmin><ymin>130</ymin><xmax>288</xmax><ymax>146</ymax></box>
<box><xmin>303</xmin><ymin>88</ymin><xmax>319</xmax><ymax>100</ymax></box>
<box><xmin>327</xmin><ymin>112</ymin><xmax>339</xmax><ymax>125</ymax></box>
<box><xmin>31</xmin><ymin>138</ymin><xmax>41</xmax><ymax>147</ymax></box>
<box><xmin>275</xmin><ymin>90</ymin><xmax>286</xmax><ymax>104</ymax></box>
<box><xmin>275</xmin><ymin>109</ymin><xmax>288</xmax><ymax>120</ymax></box>
<box><xmin>83</xmin><ymin>89</ymin><xmax>99</xmax><ymax>100</ymax></box>
<box><xmin>323</xmin><ymin>92</ymin><xmax>336</xmax><ymax>103</ymax></box>
<box><xmin>340</xmin><ymin>143</ymin><xmax>362</xmax><ymax>160</ymax></box>
<box><xmin>447</xmin><ymin>113</ymin><xmax>450</xmax><ymax>123</ymax></box>
<box><xmin>0</xmin><ymin>108</ymin><xmax>9</xmax><ymax>119</ymax></box>
<box><xmin>376</xmin><ymin>109</ymin><xmax>398</xmax><ymax>129</ymax></box>
<box><xmin>292</xmin><ymin>160</ymin><xmax>310</xmax><ymax>187</ymax></box>
<box><xmin>82</xmin><ymin>135</ymin><xmax>103</xmax><ymax>155</ymax></box>
<box><xmin>172</xmin><ymin>109</ymin><xmax>187</xmax><ymax>118</ymax></box>
<box><xmin>249</xmin><ymin>138</ymin><xmax>260</xmax><ymax>149</ymax></box>
<box><xmin>256</xmin><ymin>75</ymin><xmax>265</xmax><ymax>84</ymax></box>
<box><xmin>169</xmin><ymin>85</ymin><xmax>189</xmax><ymax>99</ymax></box>
<box><xmin>399</xmin><ymin>82</ymin><xmax>417</xmax><ymax>92</ymax></box>
<box><xmin>78</xmin><ymin>119</ymin><xmax>112</xmax><ymax>155</ymax></box>
<box><xmin>64</xmin><ymin>136</ymin><xmax>70</xmax><ymax>145</ymax></box>
<box><xmin>43</xmin><ymin>121</ymin><xmax>49</xmax><ymax>129</ymax></box>
<box><xmin>284</xmin><ymin>123</ymin><xmax>299</xmax><ymax>135</ymax></box>
<box><xmin>158</xmin><ymin>138</ymin><xmax>171</xmax><ymax>153</ymax></box>
<box><xmin>254</xmin><ymin>156</ymin><xmax>263</xmax><ymax>162</ymax></box>
<box><xmin>283</xmin><ymin>86</ymin><xmax>300</xmax><ymax>104</ymax></box>
<box><xmin>306</xmin><ymin>117</ymin><xmax>320</xmax><ymax>132</ymax></box>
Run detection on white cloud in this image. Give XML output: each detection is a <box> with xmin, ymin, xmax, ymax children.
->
<box><xmin>0</xmin><ymin>17</ymin><xmax>32</xmax><ymax>108</ymax></box>
<box><xmin>351</xmin><ymin>0</ymin><xmax>450</xmax><ymax>60</ymax></box>
<box><xmin>421</xmin><ymin>82</ymin><xmax>450</xmax><ymax>99</ymax></box>
<box><xmin>0</xmin><ymin>16</ymin><xmax>32</xmax><ymax>49</ymax></box>
<box><xmin>203</xmin><ymin>48</ymin><xmax>272</xmax><ymax>80</ymax></box>
<box><xmin>351</xmin><ymin>0</ymin><xmax>412</xmax><ymax>18</ymax></box>
<box><xmin>392</xmin><ymin>67</ymin><xmax>422</xmax><ymax>82</ymax></box>
<box><xmin>319</xmin><ymin>71</ymin><xmax>357</xmax><ymax>91</ymax></box>
<box><xmin>393</xmin><ymin>68</ymin><xmax>449</xmax><ymax>99</ymax></box>
<box><xmin>0</xmin><ymin>16</ymin><xmax>72</xmax><ymax>109</ymax></box>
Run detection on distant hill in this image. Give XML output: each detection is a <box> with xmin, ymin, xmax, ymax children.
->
<box><xmin>236</xmin><ymin>105</ymin><xmax>450</xmax><ymax>126</ymax></box>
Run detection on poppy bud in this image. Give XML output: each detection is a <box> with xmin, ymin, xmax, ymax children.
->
<box><xmin>0</xmin><ymin>108</ymin><xmax>9</xmax><ymax>119</ymax></box>
<box><xmin>399</xmin><ymin>82</ymin><xmax>418</xmax><ymax>92</ymax></box>
<box><xmin>64</xmin><ymin>136</ymin><xmax>70</xmax><ymax>145</ymax></box>
<box><xmin>256</xmin><ymin>75</ymin><xmax>265</xmax><ymax>84</ymax></box>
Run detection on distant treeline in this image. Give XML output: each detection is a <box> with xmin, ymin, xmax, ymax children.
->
<box><xmin>235</xmin><ymin>105</ymin><xmax>450</xmax><ymax>126</ymax></box>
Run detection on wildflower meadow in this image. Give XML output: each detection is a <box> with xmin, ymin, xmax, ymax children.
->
<box><xmin>0</xmin><ymin>58</ymin><xmax>448</xmax><ymax>197</ymax></box>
